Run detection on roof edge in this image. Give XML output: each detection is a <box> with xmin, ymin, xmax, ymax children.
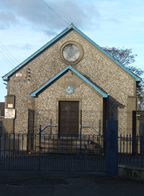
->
<box><xmin>71</xmin><ymin>25</ymin><xmax>141</xmax><ymax>82</ymax></box>
<box><xmin>2</xmin><ymin>25</ymin><xmax>73</xmax><ymax>81</ymax></box>
<box><xmin>2</xmin><ymin>24</ymin><xmax>141</xmax><ymax>82</ymax></box>
<box><xmin>30</xmin><ymin>65</ymin><xmax>108</xmax><ymax>98</ymax></box>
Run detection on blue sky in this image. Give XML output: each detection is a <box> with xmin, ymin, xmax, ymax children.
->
<box><xmin>0</xmin><ymin>0</ymin><xmax>144</xmax><ymax>102</ymax></box>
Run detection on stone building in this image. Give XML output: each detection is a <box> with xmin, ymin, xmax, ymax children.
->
<box><xmin>2</xmin><ymin>24</ymin><xmax>141</xmax><ymax>136</ymax></box>
<box><xmin>0</xmin><ymin>102</ymin><xmax>5</xmax><ymax>133</ymax></box>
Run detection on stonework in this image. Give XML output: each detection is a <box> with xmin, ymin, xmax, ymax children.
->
<box><xmin>2</xmin><ymin>25</ymin><xmax>138</xmax><ymax>136</ymax></box>
<box><xmin>37</xmin><ymin>80</ymin><xmax>102</xmax><ymax>135</ymax></box>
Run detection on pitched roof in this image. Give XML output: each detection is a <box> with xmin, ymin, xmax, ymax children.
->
<box><xmin>2</xmin><ymin>24</ymin><xmax>141</xmax><ymax>82</ymax></box>
<box><xmin>30</xmin><ymin>65</ymin><xmax>108</xmax><ymax>98</ymax></box>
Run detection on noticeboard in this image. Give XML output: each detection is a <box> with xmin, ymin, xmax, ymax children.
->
<box><xmin>5</xmin><ymin>109</ymin><xmax>15</xmax><ymax>119</ymax></box>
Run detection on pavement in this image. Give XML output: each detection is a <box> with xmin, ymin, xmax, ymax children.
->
<box><xmin>0</xmin><ymin>171</ymin><xmax>144</xmax><ymax>196</ymax></box>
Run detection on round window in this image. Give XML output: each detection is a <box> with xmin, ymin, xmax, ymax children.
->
<box><xmin>60</xmin><ymin>41</ymin><xmax>83</xmax><ymax>65</ymax></box>
<box><xmin>63</xmin><ymin>44</ymin><xmax>80</xmax><ymax>62</ymax></box>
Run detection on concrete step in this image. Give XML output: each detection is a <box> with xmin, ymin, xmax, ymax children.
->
<box><xmin>34</xmin><ymin>146</ymin><xmax>101</xmax><ymax>155</ymax></box>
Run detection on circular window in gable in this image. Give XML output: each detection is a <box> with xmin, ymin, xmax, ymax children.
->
<box><xmin>60</xmin><ymin>41</ymin><xmax>84</xmax><ymax>65</ymax></box>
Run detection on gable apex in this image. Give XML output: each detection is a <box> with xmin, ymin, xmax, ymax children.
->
<box><xmin>2</xmin><ymin>24</ymin><xmax>141</xmax><ymax>82</ymax></box>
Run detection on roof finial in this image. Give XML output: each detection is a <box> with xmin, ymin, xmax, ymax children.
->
<box><xmin>68</xmin><ymin>23</ymin><xmax>74</xmax><ymax>28</ymax></box>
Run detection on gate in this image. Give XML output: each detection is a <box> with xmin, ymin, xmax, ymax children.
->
<box><xmin>0</xmin><ymin>114</ymin><xmax>118</xmax><ymax>175</ymax></box>
<box><xmin>0</xmin><ymin>131</ymin><xmax>105</xmax><ymax>172</ymax></box>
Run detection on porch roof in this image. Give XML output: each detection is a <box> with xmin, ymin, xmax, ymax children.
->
<box><xmin>30</xmin><ymin>65</ymin><xmax>108</xmax><ymax>98</ymax></box>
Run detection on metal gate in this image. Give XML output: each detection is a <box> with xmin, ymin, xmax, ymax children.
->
<box><xmin>0</xmin><ymin>132</ymin><xmax>106</xmax><ymax>172</ymax></box>
<box><xmin>0</xmin><ymin>113</ymin><xmax>120</xmax><ymax>176</ymax></box>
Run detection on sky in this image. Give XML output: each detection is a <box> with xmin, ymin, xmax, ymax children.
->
<box><xmin>0</xmin><ymin>0</ymin><xmax>144</xmax><ymax>102</ymax></box>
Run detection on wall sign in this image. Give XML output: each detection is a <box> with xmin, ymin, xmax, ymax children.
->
<box><xmin>65</xmin><ymin>86</ymin><xmax>73</xmax><ymax>94</ymax></box>
<box><xmin>16</xmin><ymin>73</ymin><xmax>22</xmax><ymax>77</ymax></box>
<box><xmin>8</xmin><ymin>104</ymin><xmax>13</xmax><ymax>108</ymax></box>
<box><xmin>65</xmin><ymin>76</ymin><xmax>73</xmax><ymax>81</ymax></box>
<box><xmin>5</xmin><ymin>109</ymin><xmax>15</xmax><ymax>119</ymax></box>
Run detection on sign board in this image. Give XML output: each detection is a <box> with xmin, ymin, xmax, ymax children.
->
<box><xmin>16</xmin><ymin>73</ymin><xmax>22</xmax><ymax>77</ymax></box>
<box><xmin>65</xmin><ymin>76</ymin><xmax>73</xmax><ymax>81</ymax></box>
<box><xmin>5</xmin><ymin>109</ymin><xmax>15</xmax><ymax>119</ymax></box>
<box><xmin>8</xmin><ymin>104</ymin><xmax>13</xmax><ymax>108</ymax></box>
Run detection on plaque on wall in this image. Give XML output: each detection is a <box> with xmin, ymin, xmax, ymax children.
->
<box><xmin>65</xmin><ymin>76</ymin><xmax>73</xmax><ymax>81</ymax></box>
<box><xmin>8</xmin><ymin>104</ymin><xmax>13</xmax><ymax>108</ymax></box>
<box><xmin>5</xmin><ymin>109</ymin><xmax>15</xmax><ymax>119</ymax></box>
<box><xmin>16</xmin><ymin>73</ymin><xmax>22</xmax><ymax>77</ymax></box>
<box><xmin>65</xmin><ymin>86</ymin><xmax>73</xmax><ymax>94</ymax></box>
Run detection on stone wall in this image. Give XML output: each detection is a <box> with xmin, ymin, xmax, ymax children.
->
<box><xmin>36</xmin><ymin>80</ymin><xmax>102</xmax><ymax>135</ymax></box>
<box><xmin>6</xmin><ymin>30</ymin><xmax>136</xmax><ymax>134</ymax></box>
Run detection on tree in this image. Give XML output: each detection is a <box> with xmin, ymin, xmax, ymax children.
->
<box><xmin>102</xmin><ymin>47</ymin><xmax>144</xmax><ymax>110</ymax></box>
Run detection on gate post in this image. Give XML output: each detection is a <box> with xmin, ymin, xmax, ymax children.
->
<box><xmin>106</xmin><ymin>113</ymin><xmax>118</xmax><ymax>176</ymax></box>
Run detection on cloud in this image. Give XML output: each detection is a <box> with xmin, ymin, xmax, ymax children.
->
<box><xmin>0</xmin><ymin>11</ymin><xmax>17</xmax><ymax>29</ymax></box>
<box><xmin>22</xmin><ymin>43</ymin><xmax>33</xmax><ymax>50</ymax></box>
<box><xmin>0</xmin><ymin>0</ymin><xmax>100</xmax><ymax>35</ymax></box>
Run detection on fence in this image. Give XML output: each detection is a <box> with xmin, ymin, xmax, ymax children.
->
<box><xmin>118</xmin><ymin>135</ymin><xmax>144</xmax><ymax>168</ymax></box>
<box><xmin>34</xmin><ymin>110</ymin><xmax>103</xmax><ymax>136</ymax></box>
<box><xmin>0</xmin><ymin>132</ymin><xmax>105</xmax><ymax>171</ymax></box>
<box><xmin>1</xmin><ymin>120</ymin><xmax>144</xmax><ymax>172</ymax></box>
<box><xmin>1</xmin><ymin>134</ymin><xmax>144</xmax><ymax>170</ymax></box>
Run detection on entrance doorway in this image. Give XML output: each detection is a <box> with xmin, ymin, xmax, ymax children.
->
<box><xmin>59</xmin><ymin>101</ymin><xmax>79</xmax><ymax>136</ymax></box>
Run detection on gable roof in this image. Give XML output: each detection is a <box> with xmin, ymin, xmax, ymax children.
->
<box><xmin>2</xmin><ymin>24</ymin><xmax>141</xmax><ymax>82</ymax></box>
<box><xmin>30</xmin><ymin>65</ymin><xmax>108</xmax><ymax>98</ymax></box>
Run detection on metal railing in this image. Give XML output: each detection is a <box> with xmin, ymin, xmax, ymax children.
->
<box><xmin>0</xmin><ymin>132</ymin><xmax>105</xmax><ymax>171</ymax></box>
<box><xmin>118</xmin><ymin>135</ymin><xmax>144</xmax><ymax>168</ymax></box>
<box><xmin>35</xmin><ymin>124</ymin><xmax>58</xmax><ymax>135</ymax></box>
<box><xmin>81</xmin><ymin>125</ymin><xmax>100</xmax><ymax>135</ymax></box>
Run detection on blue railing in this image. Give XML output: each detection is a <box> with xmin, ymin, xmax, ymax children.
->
<box><xmin>0</xmin><ymin>133</ymin><xmax>105</xmax><ymax>171</ymax></box>
<box><xmin>118</xmin><ymin>135</ymin><xmax>144</xmax><ymax>168</ymax></box>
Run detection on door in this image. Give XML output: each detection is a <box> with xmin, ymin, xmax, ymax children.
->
<box><xmin>59</xmin><ymin>101</ymin><xmax>79</xmax><ymax>136</ymax></box>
